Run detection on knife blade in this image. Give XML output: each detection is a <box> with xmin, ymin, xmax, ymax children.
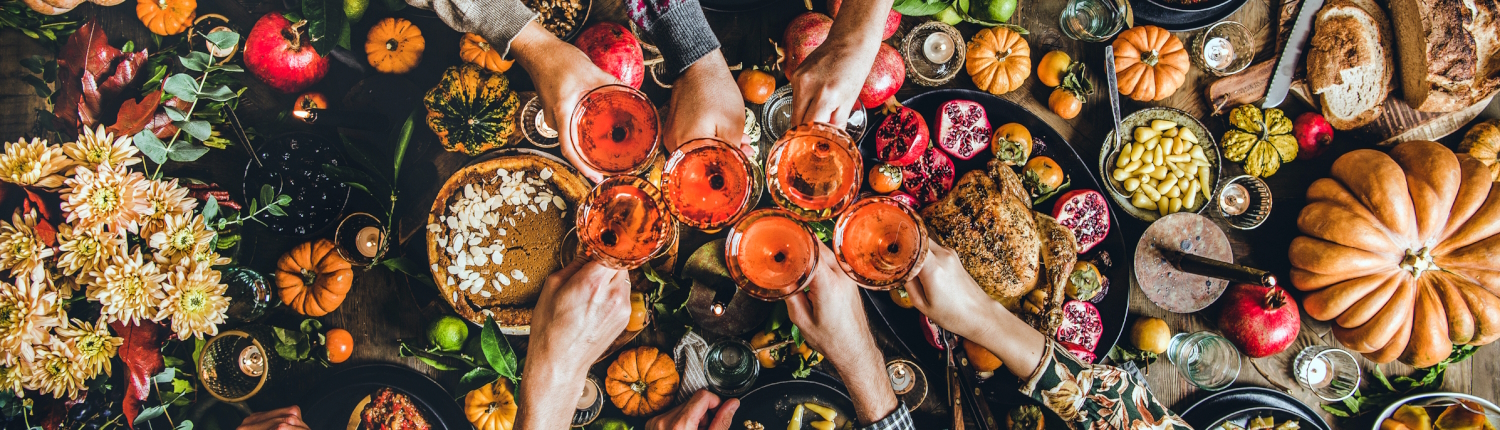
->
<box><xmin>1104</xmin><ymin>46</ymin><xmax>1124</xmax><ymax>150</ymax></box>
<box><xmin>948</xmin><ymin>332</ymin><xmax>999</xmax><ymax>430</ymax></box>
<box><xmin>1263</xmin><ymin>0</ymin><xmax>1324</xmax><ymax>108</ymax></box>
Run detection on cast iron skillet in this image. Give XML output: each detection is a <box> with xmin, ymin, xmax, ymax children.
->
<box><xmin>1180</xmin><ymin>387</ymin><xmax>1333</xmax><ymax>430</ymax></box>
<box><xmin>302</xmin><ymin>364</ymin><xmax>466</xmax><ymax>430</ymax></box>
<box><xmin>856</xmin><ymin>88</ymin><xmax>1130</xmax><ymax>405</ymax></box>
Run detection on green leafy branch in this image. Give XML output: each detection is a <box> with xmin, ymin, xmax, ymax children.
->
<box><xmin>200</xmin><ymin>184</ymin><xmax>293</xmax><ymax>252</ymax></box>
<box><xmin>272</xmin><ymin>319</ymin><xmax>331</xmax><ymax>366</ymax></box>
<box><xmin>399</xmin><ymin>317</ymin><xmax>520</xmax><ymax>396</ymax></box>
<box><xmin>890</xmin><ymin>0</ymin><xmax>1028</xmax><ymax>31</ymax></box>
<box><xmin>1322</xmin><ymin>344</ymin><xmax>1479</xmax><ymax>418</ymax></box>
<box><xmin>322</xmin><ymin>111</ymin><xmax>431</xmax><ymax>282</ymax></box>
<box><xmin>134</xmin><ymin>30</ymin><xmax>244</xmax><ymax>179</ymax></box>
<box><xmin>0</xmin><ymin>1</ymin><xmax>80</xmax><ymax>50</ymax></box>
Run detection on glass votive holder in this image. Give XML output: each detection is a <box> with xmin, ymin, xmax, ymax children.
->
<box><xmin>1190</xmin><ymin>21</ymin><xmax>1254</xmax><ymax>76</ymax></box>
<box><xmin>1293</xmin><ymin>346</ymin><xmax>1360</xmax><ymax>402</ymax></box>
<box><xmin>1218</xmin><ymin>175</ymin><xmax>1272</xmax><ymax>230</ymax></box>
<box><xmin>705</xmin><ymin>338</ymin><xmax>759</xmax><ymax>396</ymax></box>
<box><xmin>334</xmin><ymin>212</ymin><xmax>387</xmax><ymax>266</ymax></box>
<box><xmin>1166</xmin><ymin>331</ymin><xmax>1242</xmax><ymax>391</ymax></box>
<box><xmin>901</xmin><ymin>21</ymin><xmax>967</xmax><ymax>86</ymax></box>
<box><xmin>761</xmin><ymin>85</ymin><xmax>870</xmax><ymax>143</ymax></box>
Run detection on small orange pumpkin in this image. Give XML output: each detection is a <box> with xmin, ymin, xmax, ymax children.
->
<box><xmin>365</xmin><ymin>17</ymin><xmax>425</xmax><ymax>74</ymax></box>
<box><xmin>459</xmin><ymin>33</ymin><xmax>513</xmax><ymax>74</ymax></box>
<box><xmin>965</xmin><ymin>27</ymin><xmax>1031</xmax><ymax>95</ymax></box>
<box><xmin>465</xmin><ymin>380</ymin><xmax>518</xmax><ymax>430</ymax></box>
<box><xmin>1111</xmin><ymin>25</ymin><xmax>1190</xmax><ymax>102</ymax></box>
<box><xmin>136</xmin><ymin>0</ymin><xmax>196</xmax><ymax>36</ymax></box>
<box><xmin>604</xmin><ymin>346</ymin><xmax>678</xmax><ymax>417</ymax></box>
<box><xmin>275</xmin><ymin>239</ymin><xmax>354</xmax><ymax>317</ymax></box>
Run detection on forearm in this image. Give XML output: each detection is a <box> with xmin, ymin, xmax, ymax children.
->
<box><xmin>511</xmin><ymin>21</ymin><xmax>570</xmax><ymax>73</ymax></box>
<box><xmin>829</xmin><ymin>336</ymin><xmax>898</xmax><ymax>425</ymax></box>
<box><xmin>514</xmin><ymin>362</ymin><xmax>588</xmax><ymax>430</ymax></box>
<box><xmin>626</xmin><ymin>0</ymin><xmax>721</xmax><ymax>73</ymax></box>
<box><xmin>969</xmin><ymin>300</ymin><xmax>1049</xmax><ymax>380</ymax></box>
<box><xmin>823</xmin><ymin>0</ymin><xmax>895</xmax><ymax>54</ymax></box>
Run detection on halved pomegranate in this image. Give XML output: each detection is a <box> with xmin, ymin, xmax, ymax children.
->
<box><xmin>1060</xmin><ymin>340</ymin><xmax>1097</xmax><ymax>363</ymax></box>
<box><xmin>874</xmin><ymin>106</ymin><xmax>930</xmax><ymax>166</ymax></box>
<box><xmin>900</xmin><ymin>147</ymin><xmax>955</xmax><ymax>205</ymax></box>
<box><xmin>888</xmin><ymin>191</ymin><xmax>920</xmax><ymax>209</ymax></box>
<box><xmin>1055</xmin><ymin>300</ymin><xmax>1102</xmax><ymax>352</ymax></box>
<box><xmin>1051</xmin><ymin>189</ymin><xmax>1110</xmax><ymax>254</ymax></box>
<box><xmin>936</xmin><ymin>100</ymin><xmax>991</xmax><ymax>160</ymax></box>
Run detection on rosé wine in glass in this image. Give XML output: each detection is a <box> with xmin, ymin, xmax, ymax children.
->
<box><xmin>833</xmin><ymin>196</ymin><xmax>927</xmax><ymax>289</ymax></box>
<box><xmin>662</xmin><ymin>138</ymin><xmax>760</xmax><ymax>232</ymax></box>
<box><xmin>576</xmin><ymin>176</ymin><xmax>676</xmax><ymax>269</ymax></box>
<box><xmin>725</xmin><ymin>208</ymin><xmax>820</xmax><ymax>301</ymax></box>
<box><xmin>765</xmin><ymin>122</ymin><xmax>862</xmax><ymax>222</ymax></box>
<box><xmin>571</xmin><ymin>84</ymin><xmax>661</xmax><ymax>177</ymax></box>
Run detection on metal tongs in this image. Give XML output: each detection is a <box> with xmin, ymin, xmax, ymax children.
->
<box><xmin>941</xmin><ymin>327</ymin><xmax>998</xmax><ymax>430</ymax></box>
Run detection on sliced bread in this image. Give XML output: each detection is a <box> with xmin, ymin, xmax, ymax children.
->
<box><xmin>1307</xmin><ymin>0</ymin><xmax>1393</xmax><ymax>129</ymax></box>
<box><xmin>1391</xmin><ymin>0</ymin><xmax>1500</xmax><ymax>112</ymax></box>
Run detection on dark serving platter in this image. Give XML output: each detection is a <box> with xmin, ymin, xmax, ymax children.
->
<box><xmin>1180</xmin><ymin>387</ymin><xmax>1332</xmax><ymax>430</ymax></box>
<box><xmin>1132</xmin><ymin>0</ymin><xmax>1250</xmax><ymax>31</ymax></box>
<box><xmin>856</xmin><ymin>89</ymin><xmax>1130</xmax><ymax>404</ymax></box>
<box><xmin>242</xmin><ymin>133</ymin><xmax>351</xmax><ymax>238</ymax></box>
<box><xmin>1142</xmin><ymin>0</ymin><xmax>1236</xmax><ymax>14</ymax></box>
<box><xmin>302</xmin><ymin>364</ymin><xmax>466</xmax><ymax>430</ymax></box>
<box><xmin>731</xmin><ymin>380</ymin><xmax>857</xmax><ymax>429</ymax></box>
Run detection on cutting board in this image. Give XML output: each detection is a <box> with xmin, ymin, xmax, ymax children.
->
<box><xmin>1204</xmin><ymin>0</ymin><xmax>1492</xmax><ymax>145</ymax></box>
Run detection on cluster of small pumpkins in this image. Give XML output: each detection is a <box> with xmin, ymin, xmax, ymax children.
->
<box><xmin>454</xmin><ymin>346</ymin><xmax>681</xmax><ymax>430</ymax></box>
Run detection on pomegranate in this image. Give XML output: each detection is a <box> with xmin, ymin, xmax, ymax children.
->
<box><xmin>888</xmin><ymin>191</ymin><xmax>920</xmax><ymax>209</ymax></box>
<box><xmin>1050</xmin><ymin>189</ymin><xmax>1110</xmax><ymax>254</ymax></box>
<box><xmin>1061</xmin><ymin>340</ymin><xmax>1097</xmax><ymax>363</ymax></box>
<box><xmin>783</xmin><ymin>12</ymin><xmax>833</xmax><ymax>76</ymax></box>
<box><xmin>936</xmin><ymin>99</ymin><xmax>991</xmax><ymax>160</ymax></box>
<box><xmin>575</xmin><ymin>22</ymin><xmax>645</xmax><ymax>89</ymax></box>
<box><xmin>900</xmin><ymin>146</ymin><xmax>955</xmax><ymax>205</ymax></box>
<box><xmin>858</xmin><ymin>43</ymin><xmax>906</xmax><ymax>109</ymax></box>
<box><xmin>829</xmin><ymin>0</ymin><xmax>902</xmax><ymax>40</ymax></box>
<box><xmin>244</xmin><ymin>13</ymin><xmax>329</xmax><ymax>94</ymax></box>
<box><xmin>874</xmin><ymin>106</ymin><xmax>930</xmax><ymax>166</ymax></box>
<box><xmin>1218</xmin><ymin>283</ymin><xmax>1300</xmax><ymax>358</ymax></box>
<box><xmin>1054</xmin><ymin>300</ymin><xmax>1102</xmax><ymax>352</ymax></box>
<box><xmin>920</xmin><ymin>315</ymin><xmax>944</xmax><ymax>350</ymax></box>
<box><xmin>1294</xmin><ymin>112</ymin><xmax>1335</xmax><ymax>159</ymax></box>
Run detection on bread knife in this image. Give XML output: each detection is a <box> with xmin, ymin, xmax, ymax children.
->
<box><xmin>1263</xmin><ymin>0</ymin><xmax>1324</xmax><ymax>108</ymax></box>
<box><xmin>1104</xmin><ymin>46</ymin><xmax>1124</xmax><ymax>150</ymax></box>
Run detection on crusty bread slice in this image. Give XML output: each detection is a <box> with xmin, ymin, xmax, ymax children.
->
<box><xmin>1308</xmin><ymin>0</ymin><xmax>1393</xmax><ymax>129</ymax></box>
<box><xmin>1390</xmin><ymin>0</ymin><xmax>1500</xmax><ymax>112</ymax></box>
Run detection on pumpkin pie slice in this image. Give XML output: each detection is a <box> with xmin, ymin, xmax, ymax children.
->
<box><xmin>427</xmin><ymin>153</ymin><xmax>589</xmax><ymax>334</ymax></box>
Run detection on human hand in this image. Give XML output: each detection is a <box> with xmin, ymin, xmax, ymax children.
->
<box><xmin>784</xmin><ymin>243</ymin><xmax>896</xmax><ymax>424</ymax></box>
<box><xmin>644</xmin><ymin>390</ymin><xmax>740</xmax><ymax>430</ymax></box>
<box><xmin>526</xmin><ymin>258</ymin><xmax>632</xmax><ymax>378</ymax></box>
<box><xmin>787</xmin><ymin>0</ymin><xmax>892</xmax><ymax>127</ymax></box>
<box><xmin>510</xmin><ymin>22</ymin><xmax>622</xmax><ymax>183</ymax></box>
<box><xmin>664</xmin><ymin>50</ymin><xmax>748</xmax><ymax>153</ymax></box>
<box><xmin>237</xmin><ymin>406</ymin><xmax>309</xmax><ymax>430</ymax></box>
<box><xmin>904</xmin><ymin>238</ymin><xmax>1047</xmax><ymax>378</ymax></box>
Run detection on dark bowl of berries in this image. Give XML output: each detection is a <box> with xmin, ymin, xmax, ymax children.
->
<box><xmin>243</xmin><ymin>133</ymin><xmax>351</xmax><ymax>237</ymax></box>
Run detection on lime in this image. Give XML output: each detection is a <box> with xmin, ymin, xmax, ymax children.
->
<box><xmin>426</xmin><ymin>316</ymin><xmax>469</xmax><ymax>352</ymax></box>
<box><xmin>935</xmin><ymin>5</ymin><xmax>964</xmax><ymax>25</ymax></box>
<box><xmin>344</xmin><ymin>0</ymin><xmax>369</xmax><ymax>22</ymax></box>
<box><xmin>972</xmin><ymin>0</ymin><xmax>1018</xmax><ymax>22</ymax></box>
<box><xmin>589</xmin><ymin>418</ymin><xmax>633</xmax><ymax>430</ymax></box>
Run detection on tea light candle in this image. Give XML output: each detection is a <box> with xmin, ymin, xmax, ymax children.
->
<box><xmin>1201</xmin><ymin>37</ymin><xmax>1236</xmax><ymax>71</ymax></box>
<box><xmin>1300</xmin><ymin>356</ymin><xmax>1332</xmax><ymax>388</ymax></box>
<box><xmin>1219</xmin><ymin>183</ymin><xmax>1250</xmax><ymax>216</ymax></box>
<box><xmin>356</xmin><ymin>226</ymin><xmax>382</xmax><ymax>258</ymax></box>
<box><xmin>576</xmin><ymin>380</ymin><xmax>598</xmax><ymax>410</ymax></box>
<box><xmin>923</xmin><ymin>32</ymin><xmax>956</xmax><ymax>63</ymax></box>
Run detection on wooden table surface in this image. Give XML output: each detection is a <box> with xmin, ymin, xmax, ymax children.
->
<box><xmin>1</xmin><ymin>0</ymin><xmax>1496</xmax><ymax>427</ymax></box>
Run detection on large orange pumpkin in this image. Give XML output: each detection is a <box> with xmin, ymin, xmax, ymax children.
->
<box><xmin>459</xmin><ymin>33</ymin><xmax>513</xmax><ymax>74</ymax></box>
<box><xmin>136</xmin><ymin>0</ymin><xmax>196</xmax><ymax>36</ymax></box>
<box><xmin>365</xmin><ymin>17</ymin><xmax>425</xmax><ymax>74</ymax></box>
<box><xmin>965</xmin><ymin>27</ymin><xmax>1030</xmax><ymax>96</ymax></box>
<box><xmin>1290</xmin><ymin>140</ymin><xmax>1500</xmax><ymax>368</ymax></box>
<box><xmin>604</xmin><ymin>346</ymin><xmax>678</xmax><ymax>417</ymax></box>
<box><xmin>1111</xmin><ymin>25</ymin><xmax>1190</xmax><ymax>102</ymax></box>
<box><xmin>465</xmin><ymin>380</ymin><xmax>518</xmax><ymax>430</ymax></box>
<box><xmin>275</xmin><ymin>239</ymin><xmax>354</xmax><ymax>317</ymax></box>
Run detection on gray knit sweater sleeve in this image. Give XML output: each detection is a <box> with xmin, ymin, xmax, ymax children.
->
<box><xmin>406</xmin><ymin>0</ymin><xmax>537</xmax><ymax>57</ymax></box>
<box><xmin>626</xmin><ymin>0</ymin><xmax>721</xmax><ymax>74</ymax></box>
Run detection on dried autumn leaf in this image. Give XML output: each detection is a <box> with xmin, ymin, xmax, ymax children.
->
<box><xmin>100</xmin><ymin>51</ymin><xmax>147</xmax><ymax>100</ymax></box>
<box><xmin>109</xmin><ymin>90</ymin><xmax>164</xmax><ymax>137</ymax></box>
<box><xmin>110</xmin><ymin>320</ymin><xmax>167</xmax><ymax>430</ymax></box>
<box><xmin>53</xmin><ymin>18</ymin><xmax>148</xmax><ymax>133</ymax></box>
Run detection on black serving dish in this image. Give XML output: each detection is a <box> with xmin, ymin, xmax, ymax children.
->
<box><xmin>302</xmin><ymin>364</ymin><xmax>466</xmax><ymax>430</ymax></box>
<box><xmin>242</xmin><ymin>133</ymin><xmax>351</xmax><ymax>238</ymax></box>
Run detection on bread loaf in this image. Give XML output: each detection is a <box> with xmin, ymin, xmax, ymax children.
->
<box><xmin>1391</xmin><ymin>0</ymin><xmax>1500</xmax><ymax>112</ymax></box>
<box><xmin>1308</xmin><ymin>0</ymin><xmax>1394</xmax><ymax>129</ymax></box>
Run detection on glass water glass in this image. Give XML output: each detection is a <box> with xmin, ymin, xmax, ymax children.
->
<box><xmin>1060</xmin><ymin>0</ymin><xmax>1130</xmax><ymax>42</ymax></box>
<box><xmin>1294</xmin><ymin>346</ymin><xmax>1360</xmax><ymax>402</ymax></box>
<box><xmin>705</xmin><ymin>338</ymin><xmax>760</xmax><ymax>396</ymax></box>
<box><xmin>1166</xmin><ymin>331</ymin><xmax>1241</xmax><ymax>391</ymax></box>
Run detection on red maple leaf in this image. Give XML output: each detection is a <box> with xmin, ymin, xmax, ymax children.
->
<box><xmin>110</xmin><ymin>320</ymin><xmax>167</xmax><ymax>430</ymax></box>
<box><xmin>54</xmin><ymin>18</ymin><xmax>148</xmax><ymax>133</ymax></box>
<box><xmin>108</xmin><ymin>90</ymin><xmax>164</xmax><ymax>137</ymax></box>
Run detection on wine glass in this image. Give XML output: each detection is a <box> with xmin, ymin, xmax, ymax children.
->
<box><xmin>571</xmin><ymin>84</ymin><xmax>661</xmax><ymax>177</ymax></box>
<box><xmin>765</xmin><ymin>122</ymin><xmax>862</xmax><ymax>222</ymax></box>
<box><xmin>833</xmin><ymin>196</ymin><xmax>928</xmax><ymax>289</ymax></box>
<box><xmin>725</xmin><ymin>208</ymin><xmax>820</xmax><ymax>301</ymax></box>
<box><xmin>661</xmin><ymin>138</ymin><xmax>761</xmax><ymax>232</ymax></box>
<box><xmin>575</xmin><ymin>175</ymin><xmax>677</xmax><ymax>269</ymax></box>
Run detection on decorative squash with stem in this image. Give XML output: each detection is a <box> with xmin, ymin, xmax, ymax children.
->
<box><xmin>1111</xmin><ymin>25</ymin><xmax>1190</xmax><ymax>101</ymax></box>
<box><xmin>465</xmin><ymin>380</ymin><xmax>518</xmax><ymax>430</ymax></box>
<box><xmin>1459</xmin><ymin>119</ymin><xmax>1500</xmax><ymax>181</ymax></box>
<box><xmin>136</xmin><ymin>0</ymin><xmax>196</xmax><ymax>36</ymax></box>
<box><xmin>275</xmin><ymin>239</ymin><xmax>354</xmax><ymax>317</ymax></box>
<box><xmin>424</xmin><ymin>65</ymin><xmax>521</xmax><ymax>155</ymax></box>
<box><xmin>365</xmin><ymin>17</ymin><xmax>425</xmax><ymax>74</ymax></box>
<box><xmin>965</xmin><ymin>26</ymin><xmax>1031</xmax><ymax>95</ymax></box>
<box><xmin>459</xmin><ymin>33</ymin><xmax>513</xmax><ymax>74</ymax></box>
<box><xmin>605</xmin><ymin>346</ymin><xmax>678</xmax><ymax>416</ymax></box>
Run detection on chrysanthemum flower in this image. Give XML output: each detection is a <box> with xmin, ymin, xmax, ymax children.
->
<box><xmin>0</xmin><ymin>273</ymin><xmax>60</xmax><ymax>365</ymax></box>
<box><xmin>156</xmin><ymin>262</ymin><xmax>229</xmax><ymax>339</ymax></box>
<box><xmin>57</xmin><ymin>224</ymin><xmax>124</xmax><ymax>284</ymax></box>
<box><xmin>89</xmin><ymin>250</ymin><xmax>167</xmax><ymax>325</ymax></box>
<box><xmin>55</xmin><ymin>318</ymin><xmax>122</xmax><ymax>379</ymax></box>
<box><xmin>0</xmin><ymin>138</ymin><xmax>71</xmax><ymax>188</ymax></box>
<box><xmin>149</xmin><ymin>213</ymin><xmax>215</xmax><ymax>266</ymax></box>
<box><xmin>26</xmin><ymin>337</ymin><xmax>85</xmax><ymax>399</ymax></box>
<box><xmin>139</xmin><ymin>179</ymin><xmax>197</xmax><ymax>237</ymax></box>
<box><xmin>0</xmin><ymin>209</ymin><xmax>55</xmax><ymax>276</ymax></box>
<box><xmin>0</xmin><ymin>362</ymin><xmax>30</xmax><ymax>397</ymax></box>
<box><xmin>63</xmin><ymin>126</ymin><xmax>141</xmax><ymax>171</ymax></box>
<box><xmin>62</xmin><ymin>164</ymin><xmax>151</xmax><ymax>233</ymax></box>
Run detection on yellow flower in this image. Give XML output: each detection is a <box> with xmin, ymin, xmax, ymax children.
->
<box><xmin>149</xmin><ymin>213</ymin><xmax>215</xmax><ymax>266</ymax></box>
<box><xmin>0</xmin><ymin>209</ymin><xmax>55</xmax><ymax>275</ymax></box>
<box><xmin>0</xmin><ymin>272</ymin><xmax>61</xmax><ymax>365</ymax></box>
<box><xmin>63</xmin><ymin>125</ymin><xmax>141</xmax><ymax>171</ymax></box>
<box><xmin>62</xmin><ymin>164</ymin><xmax>151</xmax><ymax>234</ymax></box>
<box><xmin>55</xmin><ymin>318</ymin><xmax>121</xmax><ymax>379</ymax></box>
<box><xmin>139</xmin><ymin>179</ymin><xmax>197</xmax><ymax>238</ymax></box>
<box><xmin>57</xmin><ymin>224</ymin><xmax>125</xmax><ymax>283</ymax></box>
<box><xmin>26</xmin><ymin>337</ymin><xmax>85</xmax><ymax>399</ymax></box>
<box><xmin>89</xmin><ymin>250</ymin><xmax>167</xmax><ymax>325</ymax></box>
<box><xmin>156</xmin><ymin>262</ymin><xmax>229</xmax><ymax>339</ymax></box>
<box><xmin>0</xmin><ymin>138</ymin><xmax>71</xmax><ymax>188</ymax></box>
<box><xmin>0</xmin><ymin>361</ymin><xmax>29</xmax><ymax>397</ymax></box>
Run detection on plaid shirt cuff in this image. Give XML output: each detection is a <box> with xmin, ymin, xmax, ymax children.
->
<box><xmin>859</xmin><ymin>404</ymin><xmax>914</xmax><ymax>430</ymax></box>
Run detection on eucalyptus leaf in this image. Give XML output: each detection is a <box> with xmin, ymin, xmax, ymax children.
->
<box><xmin>163</xmin><ymin>73</ymin><xmax>199</xmax><ymax>103</ymax></box>
<box><xmin>134</xmin><ymin>131</ymin><xmax>169</xmax><ymax>164</ymax></box>
<box><xmin>266</xmin><ymin>205</ymin><xmax>287</xmax><ymax>216</ymax></box>
<box><xmin>204</xmin><ymin>31</ymin><xmax>240</xmax><ymax>51</ymax></box>
<box><xmin>152</xmin><ymin>368</ymin><xmax>177</xmax><ymax>383</ymax></box>
<box><xmin>260</xmin><ymin>184</ymin><xmax>275</xmax><ymax>207</ymax></box>
<box><xmin>165</xmin><ymin>107</ymin><xmax>189</xmax><ymax>121</ymax></box>
<box><xmin>892</xmin><ymin>0</ymin><xmax>952</xmax><ymax>16</ymax></box>
<box><xmin>168</xmin><ymin>142</ymin><xmax>211</xmax><ymax>162</ymax></box>
<box><xmin>198</xmin><ymin>85</ymin><xmax>237</xmax><ymax>101</ymax></box>
<box><xmin>180</xmin><ymin>52</ymin><xmax>211</xmax><ymax>71</ymax></box>
<box><xmin>176</xmin><ymin>420</ymin><xmax>194</xmax><ymax>430</ymax></box>
<box><xmin>135</xmin><ymin>405</ymin><xmax>166</xmax><ymax>424</ymax></box>
<box><xmin>177</xmin><ymin>120</ymin><xmax>212</xmax><ymax>141</ymax></box>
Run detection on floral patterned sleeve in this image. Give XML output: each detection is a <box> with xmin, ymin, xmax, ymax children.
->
<box><xmin>1019</xmin><ymin>340</ymin><xmax>1193</xmax><ymax>430</ymax></box>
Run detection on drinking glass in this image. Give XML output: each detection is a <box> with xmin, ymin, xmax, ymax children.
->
<box><xmin>576</xmin><ymin>175</ymin><xmax>677</xmax><ymax>269</ymax></box>
<box><xmin>1060</xmin><ymin>0</ymin><xmax>1130</xmax><ymax>42</ymax></box>
<box><xmin>766</xmin><ymin>122</ymin><xmax>863</xmax><ymax>222</ymax></box>
<box><xmin>571</xmin><ymin>84</ymin><xmax>661</xmax><ymax>177</ymax></box>
<box><xmin>221</xmin><ymin>268</ymin><xmax>272</xmax><ymax>323</ymax></box>
<box><xmin>1165</xmin><ymin>331</ymin><xmax>1241</xmax><ymax>391</ymax></box>
<box><xmin>705</xmin><ymin>338</ymin><xmax>759</xmax><ymax>396</ymax></box>
<box><xmin>725</xmin><ymin>208</ymin><xmax>821</xmax><ymax>301</ymax></box>
<box><xmin>662</xmin><ymin>138</ymin><xmax>761</xmax><ymax>232</ymax></box>
<box><xmin>1293</xmin><ymin>346</ymin><xmax>1360</xmax><ymax>402</ymax></box>
<box><xmin>833</xmin><ymin>196</ymin><xmax>928</xmax><ymax>289</ymax></box>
